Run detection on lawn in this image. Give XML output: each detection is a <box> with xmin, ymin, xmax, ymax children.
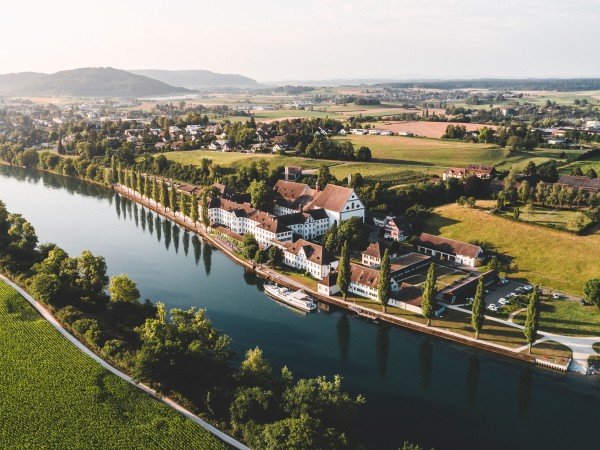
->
<box><xmin>558</xmin><ymin>155</ymin><xmax>600</xmax><ymax>176</ymax></box>
<box><xmin>423</xmin><ymin>202</ymin><xmax>600</xmax><ymax>295</ymax></box>
<box><xmin>164</xmin><ymin>150</ymin><xmax>326</xmax><ymax>172</ymax></box>
<box><xmin>0</xmin><ymin>281</ymin><xmax>225</xmax><ymax>449</ymax></box>
<box><xmin>527</xmin><ymin>340</ymin><xmax>573</xmax><ymax>365</ymax></box>
<box><xmin>328</xmin><ymin>162</ymin><xmax>433</xmax><ymax>184</ymax></box>
<box><xmin>333</xmin><ymin>135</ymin><xmax>506</xmax><ymax>167</ymax></box>
<box><xmin>163</xmin><ymin>150</ymin><xmax>436</xmax><ymax>185</ymax></box>
<box><xmin>497</xmin><ymin>205</ymin><xmax>585</xmax><ymax>231</ymax></box>
<box><xmin>494</xmin><ymin>148</ymin><xmax>575</xmax><ymax>171</ymax></box>
<box><xmin>513</xmin><ymin>297</ymin><xmax>600</xmax><ymax>337</ymax></box>
<box><xmin>347</xmin><ymin>295</ymin><xmax>527</xmax><ymax>349</ymax></box>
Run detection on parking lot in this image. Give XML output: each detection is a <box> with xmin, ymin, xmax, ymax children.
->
<box><xmin>482</xmin><ymin>279</ymin><xmax>533</xmax><ymax>312</ymax></box>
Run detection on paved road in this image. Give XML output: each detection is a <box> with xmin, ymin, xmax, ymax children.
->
<box><xmin>0</xmin><ymin>274</ymin><xmax>249</xmax><ymax>450</ymax></box>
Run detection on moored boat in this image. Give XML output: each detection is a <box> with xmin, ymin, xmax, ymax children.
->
<box><xmin>263</xmin><ymin>284</ymin><xmax>317</xmax><ymax>312</ymax></box>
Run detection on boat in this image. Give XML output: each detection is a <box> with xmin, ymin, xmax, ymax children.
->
<box><xmin>263</xmin><ymin>284</ymin><xmax>317</xmax><ymax>312</ymax></box>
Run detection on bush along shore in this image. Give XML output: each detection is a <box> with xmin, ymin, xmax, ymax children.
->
<box><xmin>0</xmin><ymin>199</ymin><xmax>367</xmax><ymax>450</ymax></box>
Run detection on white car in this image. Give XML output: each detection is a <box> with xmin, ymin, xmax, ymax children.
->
<box><xmin>487</xmin><ymin>304</ymin><xmax>499</xmax><ymax>312</ymax></box>
<box><xmin>523</xmin><ymin>285</ymin><xmax>533</xmax><ymax>291</ymax></box>
<box><xmin>498</xmin><ymin>298</ymin><xmax>509</xmax><ymax>305</ymax></box>
<box><xmin>552</xmin><ymin>293</ymin><xmax>560</xmax><ymax>299</ymax></box>
<box><xmin>506</xmin><ymin>293</ymin><xmax>516</xmax><ymax>299</ymax></box>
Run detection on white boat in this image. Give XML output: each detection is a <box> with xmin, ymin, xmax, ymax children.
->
<box><xmin>263</xmin><ymin>284</ymin><xmax>317</xmax><ymax>312</ymax></box>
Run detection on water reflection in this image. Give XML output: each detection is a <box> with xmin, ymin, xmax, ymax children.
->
<box><xmin>419</xmin><ymin>339</ymin><xmax>433</xmax><ymax>391</ymax></box>
<box><xmin>182</xmin><ymin>230</ymin><xmax>190</xmax><ymax>256</ymax></box>
<box><xmin>173</xmin><ymin>226</ymin><xmax>180</xmax><ymax>254</ymax></box>
<box><xmin>337</xmin><ymin>313</ymin><xmax>350</xmax><ymax>365</ymax></box>
<box><xmin>517</xmin><ymin>369</ymin><xmax>532</xmax><ymax>420</ymax></box>
<box><xmin>140</xmin><ymin>207</ymin><xmax>147</xmax><ymax>231</ymax></box>
<box><xmin>155</xmin><ymin>216</ymin><xmax>162</xmax><ymax>242</ymax></box>
<box><xmin>147</xmin><ymin>211</ymin><xmax>154</xmax><ymax>235</ymax></box>
<box><xmin>376</xmin><ymin>325</ymin><xmax>390</xmax><ymax>380</ymax></box>
<box><xmin>203</xmin><ymin>241</ymin><xmax>212</xmax><ymax>275</ymax></box>
<box><xmin>133</xmin><ymin>203</ymin><xmax>139</xmax><ymax>228</ymax></box>
<box><xmin>115</xmin><ymin>194</ymin><xmax>121</xmax><ymax>219</ymax></box>
<box><xmin>192</xmin><ymin>236</ymin><xmax>202</xmax><ymax>266</ymax></box>
<box><xmin>467</xmin><ymin>356</ymin><xmax>480</xmax><ymax>405</ymax></box>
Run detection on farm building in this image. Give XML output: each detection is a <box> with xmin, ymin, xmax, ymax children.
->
<box><xmin>416</xmin><ymin>233</ymin><xmax>483</xmax><ymax>267</ymax></box>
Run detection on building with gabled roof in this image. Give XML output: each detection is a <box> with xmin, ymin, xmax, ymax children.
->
<box><xmin>207</xmin><ymin>197</ymin><xmax>292</xmax><ymax>247</ymax></box>
<box><xmin>275</xmin><ymin>238</ymin><xmax>338</xmax><ymax>279</ymax></box>
<box><xmin>555</xmin><ymin>175</ymin><xmax>600</xmax><ymax>193</ymax></box>
<box><xmin>361</xmin><ymin>240</ymin><xmax>399</xmax><ymax>266</ymax></box>
<box><xmin>384</xmin><ymin>216</ymin><xmax>412</xmax><ymax>241</ymax></box>
<box><xmin>416</xmin><ymin>233</ymin><xmax>483</xmax><ymax>267</ymax></box>
<box><xmin>273</xmin><ymin>180</ymin><xmax>317</xmax><ymax>216</ymax></box>
<box><xmin>307</xmin><ymin>184</ymin><xmax>365</xmax><ymax>226</ymax></box>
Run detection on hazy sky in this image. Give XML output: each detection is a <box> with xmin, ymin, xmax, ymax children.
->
<box><xmin>2</xmin><ymin>0</ymin><xmax>599</xmax><ymax>81</ymax></box>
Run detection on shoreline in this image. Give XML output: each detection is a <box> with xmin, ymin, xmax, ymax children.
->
<box><xmin>113</xmin><ymin>184</ymin><xmax>547</xmax><ymax>371</ymax></box>
<box><xmin>0</xmin><ymin>162</ymin><xmax>582</xmax><ymax>372</ymax></box>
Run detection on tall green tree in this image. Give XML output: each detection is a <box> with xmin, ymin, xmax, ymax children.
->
<box><xmin>179</xmin><ymin>192</ymin><xmax>188</xmax><ymax>220</ymax></box>
<box><xmin>169</xmin><ymin>186</ymin><xmax>178</xmax><ymax>212</ymax></box>
<box><xmin>189</xmin><ymin>195</ymin><xmax>199</xmax><ymax>224</ymax></box>
<box><xmin>523</xmin><ymin>285</ymin><xmax>540</xmax><ymax>353</ymax></box>
<box><xmin>143</xmin><ymin>175</ymin><xmax>151</xmax><ymax>199</ymax></box>
<box><xmin>248</xmin><ymin>179</ymin><xmax>274</xmax><ymax>212</ymax></box>
<box><xmin>159</xmin><ymin>179</ymin><xmax>169</xmax><ymax>210</ymax></box>
<box><xmin>377</xmin><ymin>249</ymin><xmax>391</xmax><ymax>313</ymax></box>
<box><xmin>337</xmin><ymin>241</ymin><xmax>351</xmax><ymax>301</ymax></box>
<box><xmin>201</xmin><ymin>194</ymin><xmax>210</xmax><ymax>226</ymax></box>
<box><xmin>109</xmin><ymin>274</ymin><xmax>140</xmax><ymax>303</ymax></box>
<box><xmin>421</xmin><ymin>263</ymin><xmax>437</xmax><ymax>326</ymax></box>
<box><xmin>584</xmin><ymin>279</ymin><xmax>600</xmax><ymax>308</ymax></box>
<box><xmin>151</xmin><ymin>178</ymin><xmax>158</xmax><ymax>203</ymax></box>
<box><xmin>135</xmin><ymin>171</ymin><xmax>143</xmax><ymax>197</ymax></box>
<box><xmin>471</xmin><ymin>278</ymin><xmax>485</xmax><ymax>339</ymax></box>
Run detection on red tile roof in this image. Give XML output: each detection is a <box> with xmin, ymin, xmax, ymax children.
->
<box><xmin>279</xmin><ymin>239</ymin><xmax>335</xmax><ymax>265</ymax></box>
<box><xmin>309</xmin><ymin>184</ymin><xmax>355</xmax><ymax>212</ymax></box>
<box><xmin>418</xmin><ymin>233</ymin><xmax>482</xmax><ymax>259</ymax></box>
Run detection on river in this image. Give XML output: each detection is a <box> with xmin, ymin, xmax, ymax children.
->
<box><xmin>1</xmin><ymin>165</ymin><xmax>599</xmax><ymax>450</ymax></box>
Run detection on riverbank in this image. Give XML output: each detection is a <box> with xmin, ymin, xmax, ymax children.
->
<box><xmin>0</xmin><ymin>273</ymin><xmax>247</xmax><ymax>449</ymax></box>
<box><xmin>113</xmin><ymin>184</ymin><xmax>549</xmax><ymax>371</ymax></box>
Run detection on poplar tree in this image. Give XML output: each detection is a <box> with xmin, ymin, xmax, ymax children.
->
<box><xmin>421</xmin><ymin>263</ymin><xmax>437</xmax><ymax>326</ymax></box>
<box><xmin>201</xmin><ymin>194</ymin><xmax>210</xmax><ymax>226</ymax></box>
<box><xmin>190</xmin><ymin>195</ymin><xmax>199</xmax><ymax>224</ymax></box>
<box><xmin>471</xmin><ymin>277</ymin><xmax>485</xmax><ymax>339</ymax></box>
<box><xmin>159</xmin><ymin>179</ymin><xmax>169</xmax><ymax>210</ymax></box>
<box><xmin>377</xmin><ymin>249</ymin><xmax>391</xmax><ymax>313</ymax></box>
<box><xmin>143</xmin><ymin>175</ymin><xmax>151</xmax><ymax>199</ymax></box>
<box><xmin>524</xmin><ymin>285</ymin><xmax>540</xmax><ymax>353</ymax></box>
<box><xmin>110</xmin><ymin>156</ymin><xmax>117</xmax><ymax>182</ymax></box>
<box><xmin>169</xmin><ymin>186</ymin><xmax>178</xmax><ymax>212</ymax></box>
<box><xmin>151</xmin><ymin>178</ymin><xmax>158</xmax><ymax>203</ymax></box>
<box><xmin>179</xmin><ymin>192</ymin><xmax>188</xmax><ymax>220</ymax></box>
<box><xmin>135</xmin><ymin>171</ymin><xmax>143</xmax><ymax>197</ymax></box>
<box><xmin>118</xmin><ymin>165</ymin><xmax>124</xmax><ymax>185</ymax></box>
<box><xmin>337</xmin><ymin>241</ymin><xmax>351</xmax><ymax>301</ymax></box>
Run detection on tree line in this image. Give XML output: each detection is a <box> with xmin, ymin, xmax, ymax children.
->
<box><xmin>0</xmin><ymin>200</ymin><xmax>366</xmax><ymax>449</ymax></box>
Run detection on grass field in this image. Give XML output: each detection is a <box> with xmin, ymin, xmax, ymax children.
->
<box><xmin>0</xmin><ymin>281</ymin><xmax>225</xmax><ymax>449</ymax></box>
<box><xmin>497</xmin><ymin>205</ymin><xmax>584</xmax><ymax>231</ymax></box>
<box><xmin>558</xmin><ymin>155</ymin><xmax>600</xmax><ymax>176</ymax></box>
<box><xmin>328</xmin><ymin>162</ymin><xmax>434</xmax><ymax>184</ymax></box>
<box><xmin>164</xmin><ymin>150</ymin><xmax>325</xmax><ymax>173</ymax></box>
<box><xmin>513</xmin><ymin>297</ymin><xmax>600</xmax><ymax>337</ymax></box>
<box><xmin>422</xmin><ymin>202</ymin><xmax>600</xmax><ymax>295</ymax></box>
<box><xmin>333</xmin><ymin>135</ymin><xmax>506</xmax><ymax>167</ymax></box>
<box><xmin>396</xmin><ymin>264</ymin><xmax>470</xmax><ymax>291</ymax></box>
<box><xmin>495</xmin><ymin>148</ymin><xmax>576</xmax><ymax>171</ymax></box>
<box><xmin>527</xmin><ymin>340</ymin><xmax>573</xmax><ymax>365</ymax></box>
<box><xmin>163</xmin><ymin>150</ymin><xmax>437</xmax><ymax>184</ymax></box>
<box><xmin>348</xmin><ymin>295</ymin><xmax>527</xmax><ymax>348</ymax></box>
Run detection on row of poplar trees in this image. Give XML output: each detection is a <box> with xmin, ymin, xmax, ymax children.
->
<box><xmin>115</xmin><ymin>163</ymin><xmax>211</xmax><ymax>227</ymax></box>
<box><xmin>335</xmin><ymin>241</ymin><xmax>541</xmax><ymax>352</ymax></box>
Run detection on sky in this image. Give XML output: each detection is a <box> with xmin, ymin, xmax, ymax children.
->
<box><xmin>1</xmin><ymin>0</ymin><xmax>599</xmax><ymax>82</ymax></box>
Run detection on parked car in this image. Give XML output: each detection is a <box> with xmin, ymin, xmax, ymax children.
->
<box><xmin>498</xmin><ymin>298</ymin><xmax>509</xmax><ymax>305</ymax></box>
<box><xmin>487</xmin><ymin>304</ymin><xmax>499</xmax><ymax>312</ymax></box>
<box><xmin>506</xmin><ymin>293</ymin><xmax>517</xmax><ymax>299</ymax></box>
<box><xmin>523</xmin><ymin>285</ymin><xmax>533</xmax><ymax>291</ymax></box>
<box><xmin>552</xmin><ymin>293</ymin><xmax>561</xmax><ymax>299</ymax></box>
<box><xmin>515</xmin><ymin>287</ymin><xmax>525</xmax><ymax>294</ymax></box>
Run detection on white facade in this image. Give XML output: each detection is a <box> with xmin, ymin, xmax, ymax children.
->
<box><xmin>207</xmin><ymin>203</ymin><xmax>292</xmax><ymax>248</ymax></box>
<box><xmin>417</xmin><ymin>245</ymin><xmax>477</xmax><ymax>267</ymax></box>
<box><xmin>281</xmin><ymin>246</ymin><xmax>338</xmax><ymax>279</ymax></box>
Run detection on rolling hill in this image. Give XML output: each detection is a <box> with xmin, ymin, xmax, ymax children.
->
<box><xmin>0</xmin><ymin>67</ymin><xmax>189</xmax><ymax>97</ymax></box>
<box><xmin>130</xmin><ymin>69</ymin><xmax>258</xmax><ymax>89</ymax></box>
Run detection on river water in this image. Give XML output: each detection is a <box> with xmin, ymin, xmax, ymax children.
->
<box><xmin>1</xmin><ymin>165</ymin><xmax>599</xmax><ymax>450</ymax></box>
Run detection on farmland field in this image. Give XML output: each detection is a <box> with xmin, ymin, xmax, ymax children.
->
<box><xmin>334</xmin><ymin>135</ymin><xmax>506</xmax><ymax>167</ymax></box>
<box><xmin>558</xmin><ymin>155</ymin><xmax>600</xmax><ymax>176</ymax></box>
<box><xmin>163</xmin><ymin>150</ymin><xmax>436</xmax><ymax>183</ymax></box>
<box><xmin>497</xmin><ymin>205</ymin><xmax>585</xmax><ymax>231</ymax></box>
<box><xmin>0</xmin><ymin>281</ymin><xmax>225</xmax><ymax>449</ymax></box>
<box><xmin>422</xmin><ymin>202</ymin><xmax>600</xmax><ymax>295</ymax></box>
<box><xmin>367</xmin><ymin>121</ymin><xmax>497</xmax><ymax>139</ymax></box>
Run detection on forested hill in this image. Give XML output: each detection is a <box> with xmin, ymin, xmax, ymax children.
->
<box><xmin>130</xmin><ymin>69</ymin><xmax>258</xmax><ymax>89</ymax></box>
<box><xmin>0</xmin><ymin>67</ymin><xmax>189</xmax><ymax>97</ymax></box>
<box><xmin>376</xmin><ymin>78</ymin><xmax>600</xmax><ymax>92</ymax></box>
